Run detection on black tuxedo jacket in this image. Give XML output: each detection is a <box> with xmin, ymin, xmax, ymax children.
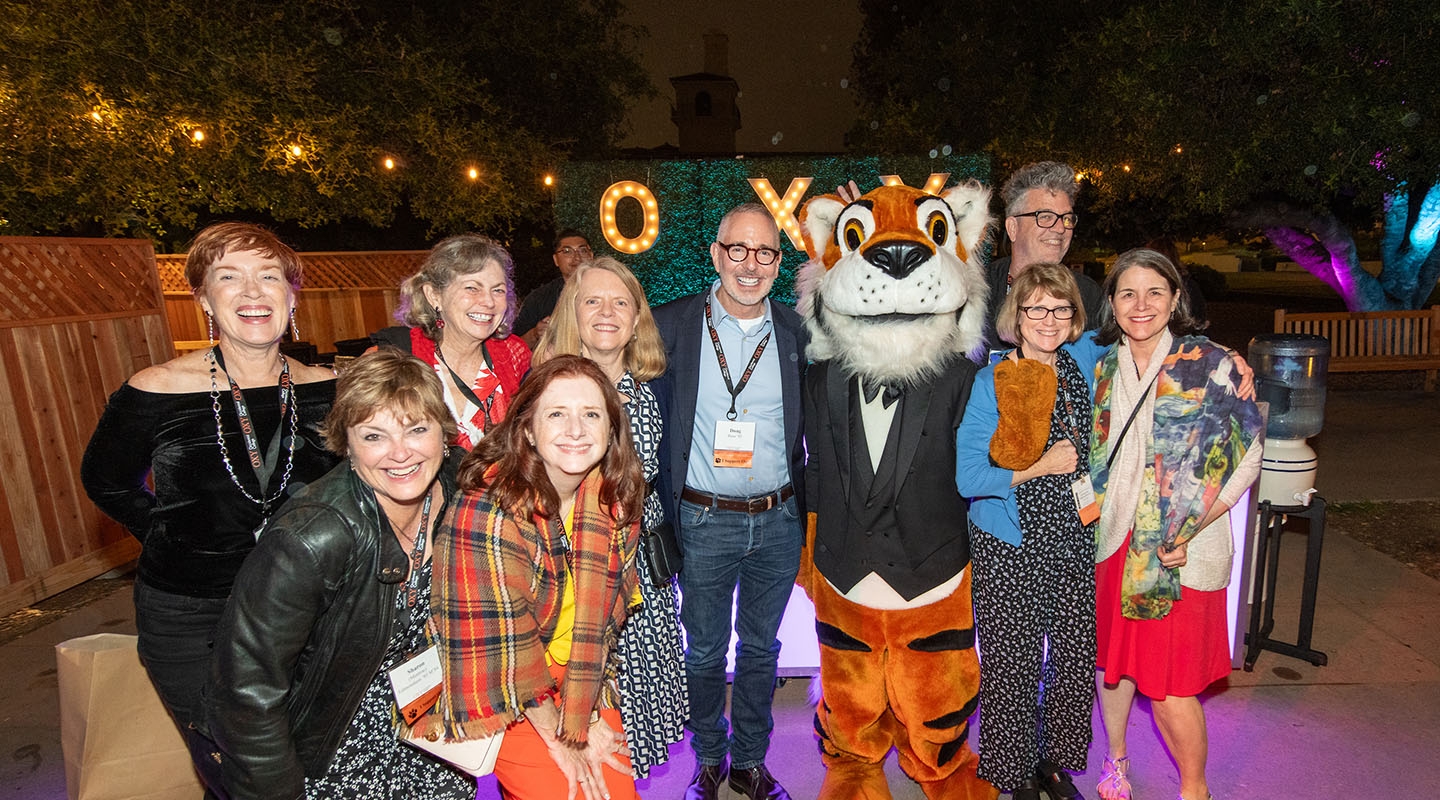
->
<box><xmin>651</xmin><ymin>291</ymin><xmax>809</xmax><ymax>533</ymax></box>
<box><xmin>803</xmin><ymin>355</ymin><xmax>979</xmax><ymax>599</ymax></box>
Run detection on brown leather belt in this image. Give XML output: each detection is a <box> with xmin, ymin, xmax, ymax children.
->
<box><xmin>681</xmin><ymin>484</ymin><xmax>794</xmax><ymax>515</ymax></box>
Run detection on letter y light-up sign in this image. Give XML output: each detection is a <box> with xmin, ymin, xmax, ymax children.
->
<box><xmin>748</xmin><ymin>177</ymin><xmax>813</xmax><ymax>249</ymax></box>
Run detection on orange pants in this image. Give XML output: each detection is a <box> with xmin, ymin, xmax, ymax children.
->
<box><xmin>492</xmin><ymin>663</ymin><xmax>637</xmax><ymax>800</ymax></box>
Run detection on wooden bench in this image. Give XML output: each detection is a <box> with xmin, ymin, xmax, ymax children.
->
<box><xmin>1274</xmin><ymin>307</ymin><xmax>1440</xmax><ymax>391</ymax></box>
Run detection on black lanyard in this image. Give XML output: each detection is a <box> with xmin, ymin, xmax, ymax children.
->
<box><xmin>704</xmin><ymin>295</ymin><xmax>771</xmax><ymax>421</ymax></box>
<box><xmin>391</xmin><ymin>491</ymin><xmax>433</xmax><ymax>610</ymax></box>
<box><xmin>212</xmin><ymin>346</ymin><xmax>291</xmax><ymax>493</ymax></box>
<box><xmin>435</xmin><ymin>345</ymin><xmax>497</xmax><ymax>428</ymax></box>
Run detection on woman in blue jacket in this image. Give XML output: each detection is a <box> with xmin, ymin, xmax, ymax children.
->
<box><xmin>955</xmin><ymin>263</ymin><xmax>1105</xmax><ymax>800</ymax></box>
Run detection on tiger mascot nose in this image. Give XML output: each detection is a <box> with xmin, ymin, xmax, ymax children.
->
<box><xmin>863</xmin><ymin>239</ymin><xmax>931</xmax><ymax>280</ymax></box>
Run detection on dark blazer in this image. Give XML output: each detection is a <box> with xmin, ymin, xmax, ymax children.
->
<box><xmin>651</xmin><ymin>290</ymin><xmax>809</xmax><ymax>531</ymax></box>
<box><xmin>803</xmin><ymin>355</ymin><xmax>979</xmax><ymax>599</ymax></box>
<box><xmin>984</xmin><ymin>255</ymin><xmax>1103</xmax><ymax>350</ymax></box>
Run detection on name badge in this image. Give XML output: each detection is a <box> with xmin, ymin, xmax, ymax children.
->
<box><xmin>1072</xmin><ymin>477</ymin><xmax>1100</xmax><ymax>526</ymax></box>
<box><xmin>713</xmin><ymin>420</ymin><xmax>756</xmax><ymax>468</ymax></box>
<box><xmin>387</xmin><ymin>645</ymin><xmax>444</xmax><ymax>724</ymax></box>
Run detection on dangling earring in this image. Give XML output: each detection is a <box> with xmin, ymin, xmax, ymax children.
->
<box><xmin>290</xmin><ymin>308</ymin><xmax>300</xmax><ymax>341</ymax></box>
<box><xmin>206</xmin><ymin>312</ymin><xmax>215</xmax><ymax>345</ymax></box>
<box><xmin>435</xmin><ymin>307</ymin><xmax>445</xmax><ymax>330</ymax></box>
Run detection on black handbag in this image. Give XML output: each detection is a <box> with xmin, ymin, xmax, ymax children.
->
<box><xmin>642</xmin><ymin>520</ymin><xmax>683</xmax><ymax>587</ymax></box>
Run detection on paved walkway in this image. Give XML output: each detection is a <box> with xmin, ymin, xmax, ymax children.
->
<box><xmin>3</xmin><ymin>388</ymin><xmax>1438</xmax><ymax>799</ymax></box>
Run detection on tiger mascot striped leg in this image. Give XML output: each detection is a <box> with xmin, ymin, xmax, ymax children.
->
<box><xmin>801</xmin><ymin>521</ymin><xmax>996</xmax><ymax>800</ymax></box>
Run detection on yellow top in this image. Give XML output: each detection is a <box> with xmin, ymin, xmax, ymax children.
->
<box><xmin>545</xmin><ymin>506</ymin><xmax>577</xmax><ymax>666</ymax></box>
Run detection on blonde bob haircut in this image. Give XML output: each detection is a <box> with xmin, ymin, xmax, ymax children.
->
<box><xmin>320</xmin><ymin>348</ymin><xmax>458</xmax><ymax>456</ymax></box>
<box><xmin>994</xmin><ymin>262</ymin><xmax>1087</xmax><ymax>346</ymax></box>
<box><xmin>533</xmin><ymin>256</ymin><xmax>667</xmax><ymax>382</ymax></box>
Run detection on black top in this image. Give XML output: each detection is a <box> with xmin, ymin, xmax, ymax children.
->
<box><xmin>81</xmin><ymin>380</ymin><xmax>339</xmax><ymax>597</ymax></box>
<box><xmin>512</xmin><ymin>275</ymin><xmax>565</xmax><ymax>337</ymax></box>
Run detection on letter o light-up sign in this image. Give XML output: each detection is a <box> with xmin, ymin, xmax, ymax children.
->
<box><xmin>600</xmin><ymin>181</ymin><xmax>660</xmax><ymax>254</ymax></box>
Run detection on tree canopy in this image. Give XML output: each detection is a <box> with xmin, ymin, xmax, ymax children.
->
<box><xmin>0</xmin><ymin>0</ymin><xmax>650</xmax><ymax>247</ymax></box>
<box><xmin>850</xmin><ymin>0</ymin><xmax>1440</xmax><ymax>246</ymax></box>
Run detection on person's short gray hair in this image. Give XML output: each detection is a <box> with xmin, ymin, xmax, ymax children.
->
<box><xmin>1000</xmin><ymin>162</ymin><xmax>1078</xmax><ymax>217</ymax></box>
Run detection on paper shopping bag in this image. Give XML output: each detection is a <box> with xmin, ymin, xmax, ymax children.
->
<box><xmin>56</xmin><ymin>633</ymin><xmax>204</xmax><ymax>800</ymax></box>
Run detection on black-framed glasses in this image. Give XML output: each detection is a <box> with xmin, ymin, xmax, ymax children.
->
<box><xmin>1019</xmin><ymin>304</ymin><xmax>1077</xmax><ymax>320</ymax></box>
<box><xmin>556</xmin><ymin>245</ymin><xmax>593</xmax><ymax>257</ymax></box>
<box><xmin>717</xmin><ymin>242</ymin><xmax>781</xmax><ymax>266</ymax></box>
<box><xmin>1012</xmin><ymin>210</ymin><xmax>1079</xmax><ymax>230</ymax></box>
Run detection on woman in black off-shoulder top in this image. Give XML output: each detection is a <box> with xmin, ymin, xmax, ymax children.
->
<box><xmin>81</xmin><ymin>223</ymin><xmax>339</xmax><ymax>797</ymax></box>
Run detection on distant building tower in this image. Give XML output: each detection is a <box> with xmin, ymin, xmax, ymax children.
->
<box><xmin>670</xmin><ymin>31</ymin><xmax>741</xmax><ymax>155</ymax></box>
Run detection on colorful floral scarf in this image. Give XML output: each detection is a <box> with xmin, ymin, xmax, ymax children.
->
<box><xmin>428</xmin><ymin>465</ymin><xmax>639</xmax><ymax>743</ymax></box>
<box><xmin>1090</xmin><ymin>336</ymin><xmax>1264</xmax><ymax>620</ymax></box>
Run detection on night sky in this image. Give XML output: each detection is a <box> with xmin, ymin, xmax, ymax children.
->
<box><xmin>618</xmin><ymin>0</ymin><xmax>862</xmax><ymax>153</ymax></box>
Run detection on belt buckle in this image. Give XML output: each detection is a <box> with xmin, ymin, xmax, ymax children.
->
<box><xmin>746</xmin><ymin>493</ymin><xmax>772</xmax><ymax>514</ymax></box>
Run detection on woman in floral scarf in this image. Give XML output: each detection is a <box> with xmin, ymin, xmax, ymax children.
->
<box><xmin>1089</xmin><ymin>249</ymin><xmax>1264</xmax><ymax>800</ymax></box>
<box><xmin>428</xmin><ymin>355</ymin><xmax>646</xmax><ymax>800</ymax></box>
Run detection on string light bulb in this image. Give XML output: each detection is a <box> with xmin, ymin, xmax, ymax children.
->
<box><xmin>191</xmin><ymin>130</ymin><xmax>205</xmax><ymax>143</ymax></box>
<box><xmin>382</xmin><ymin>156</ymin><xmax>395</xmax><ymax>170</ymax></box>
<box><xmin>290</xmin><ymin>144</ymin><xmax>303</xmax><ymax>157</ymax></box>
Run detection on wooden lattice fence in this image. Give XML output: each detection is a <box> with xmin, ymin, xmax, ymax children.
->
<box><xmin>0</xmin><ymin>237</ymin><xmax>172</xmax><ymax>614</ymax></box>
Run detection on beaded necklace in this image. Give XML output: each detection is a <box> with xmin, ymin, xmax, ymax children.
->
<box><xmin>209</xmin><ymin>346</ymin><xmax>299</xmax><ymax>513</ymax></box>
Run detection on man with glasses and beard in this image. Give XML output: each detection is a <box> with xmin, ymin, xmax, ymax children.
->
<box><xmin>652</xmin><ymin>203</ymin><xmax>808</xmax><ymax>800</ymax></box>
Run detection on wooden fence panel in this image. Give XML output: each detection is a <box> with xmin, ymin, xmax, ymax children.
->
<box><xmin>0</xmin><ymin>237</ymin><xmax>166</xmax><ymax>615</ymax></box>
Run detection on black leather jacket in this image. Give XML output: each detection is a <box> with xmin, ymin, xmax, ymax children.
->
<box><xmin>205</xmin><ymin>455</ymin><xmax>459</xmax><ymax>799</ymax></box>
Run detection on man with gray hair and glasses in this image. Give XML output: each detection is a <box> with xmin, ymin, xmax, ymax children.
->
<box><xmin>984</xmin><ymin>161</ymin><xmax>1103</xmax><ymax>350</ymax></box>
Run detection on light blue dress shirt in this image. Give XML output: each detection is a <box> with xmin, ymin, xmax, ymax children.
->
<box><xmin>685</xmin><ymin>282</ymin><xmax>790</xmax><ymax>497</ymax></box>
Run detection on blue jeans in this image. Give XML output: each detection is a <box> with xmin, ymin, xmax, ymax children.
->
<box><xmin>133</xmin><ymin>579</ymin><xmax>229</xmax><ymax>798</ymax></box>
<box><xmin>677</xmin><ymin>496</ymin><xmax>802</xmax><ymax>770</ymax></box>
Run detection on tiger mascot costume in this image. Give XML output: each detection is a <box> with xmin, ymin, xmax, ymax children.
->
<box><xmin>796</xmin><ymin>181</ymin><xmax>998</xmax><ymax>800</ymax></box>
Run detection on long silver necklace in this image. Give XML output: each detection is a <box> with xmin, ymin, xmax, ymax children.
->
<box><xmin>209</xmin><ymin>348</ymin><xmax>299</xmax><ymax>512</ymax></box>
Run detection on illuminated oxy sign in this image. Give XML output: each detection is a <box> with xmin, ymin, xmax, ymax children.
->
<box><xmin>600</xmin><ymin>181</ymin><xmax>661</xmax><ymax>254</ymax></box>
<box><xmin>598</xmin><ymin>173</ymin><xmax>956</xmax><ymax>254</ymax></box>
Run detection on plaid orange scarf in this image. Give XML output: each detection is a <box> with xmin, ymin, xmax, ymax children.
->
<box><xmin>429</xmin><ymin>464</ymin><xmax>639</xmax><ymax>743</ymax></box>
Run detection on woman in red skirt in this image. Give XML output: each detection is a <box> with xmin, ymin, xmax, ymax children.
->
<box><xmin>1087</xmin><ymin>250</ymin><xmax>1264</xmax><ymax>800</ymax></box>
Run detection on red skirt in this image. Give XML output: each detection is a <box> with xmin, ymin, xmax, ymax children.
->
<box><xmin>1095</xmin><ymin>535</ymin><xmax>1231</xmax><ymax>700</ymax></box>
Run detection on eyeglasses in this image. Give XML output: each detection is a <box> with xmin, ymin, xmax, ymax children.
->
<box><xmin>556</xmin><ymin>245</ymin><xmax>592</xmax><ymax>257</ymax></box>
<box><xmin>1012</xmin><ymin>210</ymin><xmax>1079</xmax><ymax>230</ymax></box>
<box><xmin>717</xmin><ymin>242</ymin><xmax>781</xmax><ymax>266</ymax></box>
<box><xmin>1019</xmin><ymin>305</ymin><xmax>1077</xmax><ymax>320</ymax></box>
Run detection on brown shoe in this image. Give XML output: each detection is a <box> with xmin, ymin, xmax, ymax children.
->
<box><xmin>684</xmin><ymin>760</ymin><xmax>729</xmax><ymax>800</ymax></box>
<box><xmin>728</xmin><ymin>764</ymin><xmax>792</xmax><ymax>800</ymax></box>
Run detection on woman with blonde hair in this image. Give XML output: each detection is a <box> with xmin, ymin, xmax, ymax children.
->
<box><xmin>534</xmin><ymin>256</ymin><xmax>685</xmax><ymax>778</ymax></box>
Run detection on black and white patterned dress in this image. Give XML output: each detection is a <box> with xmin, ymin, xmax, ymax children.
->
<box><xmin>305</xmin><ymin>561</ymin><xmax>475</xmax><ymax>799</ymax></box>
<box><xmin>614</xmin><ymin>371</ymin><xmax>689</xmax><ymax>778</ymax></box>
<box><xmin>971</xmin><ymin>349</ymin><xmax>1097</xmax><ymax>790</ymax></box>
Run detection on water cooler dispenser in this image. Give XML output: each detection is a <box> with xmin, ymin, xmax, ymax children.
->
<box><xmin>1249</xmin><ymin>334</ymin><xmax>1330</xmax><ymax>506</ymax></box>
<box><xmin>1242</xmin><ymin>333</ymin><xmax>1331</xmax><ymax>668</ymax></box>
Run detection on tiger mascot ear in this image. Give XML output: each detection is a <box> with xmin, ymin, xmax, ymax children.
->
<box><xmin>800</xmin><ymin>194</ymin><xmax>845</xmax><ymax>263</ymax></box>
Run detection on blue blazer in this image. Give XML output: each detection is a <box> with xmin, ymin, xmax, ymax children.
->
<box><xmin>651</xmin><ymin>291</ymin><xmax>809</xmax><ymax>532</ymax></box>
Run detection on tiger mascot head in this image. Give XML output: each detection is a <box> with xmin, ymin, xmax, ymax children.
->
<box><xmin>797</xmin><ymin>181</ymin><xmax>992</xmax><ymax>382</ymax></box>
